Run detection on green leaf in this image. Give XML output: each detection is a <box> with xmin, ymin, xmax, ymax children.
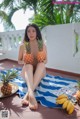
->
<box><xmin>0</xmin><ymin>70</ymin><xmax>18</xmax><ymax>83</ymax></box>
<box><xmin>77</xmin><ymin>81</ymin><xmax>80</xmax><ymax>90</ymax></box>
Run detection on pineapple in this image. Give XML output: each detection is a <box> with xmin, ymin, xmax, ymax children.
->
<box><xmin>23</xmin><ymin>41</ymin><xmax>34</xmax><ymax>64</ymax></box>
<box><xmin>75</xmin><ymin>81</ymin><xmax>80</xmax><ymax>106</ymax></box>
<box><xmin>37</xmin><ymin>40</ymin><xmax>46</xmax><ymax>62</ymax></box>
<box><xmin>0</xmin><ymin>70</ymin><xmax>17</xmax><ymax>96</ymax></box>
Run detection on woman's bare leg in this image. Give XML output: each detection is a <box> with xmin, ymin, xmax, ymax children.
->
<box><xmin>25</xmin><ymin>63</ymin><xmax>46</xmax><ymax>109</ymax></box>
<box><xmin>21</xmin><ymin>64</ymin><xmax>38</xmax><ymax>110</ymax></box>
<box><xmin>28</xmin><ymin>62</ymin><xmax>46</xmax><ymax>110</ymax></box>
<box><xmin>33</xmin><ymin>62</ymin><xmax>46</xmax><ymax>91</ymax></box>
<box><xmin>21</xmin><ymin>64</ymin><xmax>33</xmax><ymax>105</ymax></box>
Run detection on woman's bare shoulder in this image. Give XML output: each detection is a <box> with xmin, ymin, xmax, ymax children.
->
<box><xmin>18</xmin><ymin>43</ymin><xmax>25</xmax><ymax>53</ymax></box>
<box><xmin>19</xmin><ymin>43</ymin><xmax>25</xmax><ymax>49</ymax></box>
<box><xmin>43</xmin><ymin>40</ymin><xmax>47</xmax><ymax>48</ymax></box>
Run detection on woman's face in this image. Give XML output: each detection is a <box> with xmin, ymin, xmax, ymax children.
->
<box><xmin>27</xmin><ymin>26</ymin><xmax>37</xmax><ymax>41</ymax></box>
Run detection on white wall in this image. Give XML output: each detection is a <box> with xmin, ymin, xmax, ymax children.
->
<box><xmin>42</xmin><ymin>23</ymin><xmax>80</xmax><ymax>74</ymax></box>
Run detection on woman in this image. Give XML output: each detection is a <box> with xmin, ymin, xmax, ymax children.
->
<box><xmin>18</xmin><ymin>24</ymin><xmax>47</xmax><ymax>110</ymax></box>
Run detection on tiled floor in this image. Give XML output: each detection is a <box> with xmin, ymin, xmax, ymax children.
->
<box><xmin>0</xmin><ymin>59</ymin><xmax>80</xmax><ymax>119</ymax></box>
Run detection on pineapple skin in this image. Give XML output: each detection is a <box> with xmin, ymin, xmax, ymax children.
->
<box><xmin>75</xmin><ymin>81</ymin><xmax>80</xmax><ymax>106</ymax></box>
<box><xmin>37</xmin><ymin>40</ymin><xmax>46</xmax><ymax>63</ymax></box>
<box><xmin>75</xmin><ymin>90</ymin><xmax>80</xmax><ymax>106</ymax></box>
<box><xmin>23</xmin><ymin>53</ymin><xmax>34</xmax><ymax>64</ymax></box>
<box><xmin>1</xmin><ymin>83</ymin><xmax>12</xmax><ymax>96</ymax></box>
<box><xmin>24</xmin><ymin>41</ymin><xmax>34</xmax><ymax>64</ymax></box>
<box><xmin>37</xmin><ymin>51</ymin><xmax>46</xmax><ymax>63</ymax></box>
<box><xmin>0</xmin><ymin>70</ymin><xmax>17</xmax><ymax>96</ymax></box>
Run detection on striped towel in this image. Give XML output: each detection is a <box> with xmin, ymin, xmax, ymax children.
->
<box><xmin>0</xmin><ymin>68</ymin><xmax>78</xmax><ymax>108</ymax></box>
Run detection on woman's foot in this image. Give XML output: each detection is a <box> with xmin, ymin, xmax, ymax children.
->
<box><xmin>29</xmin><ymin>92</ymin><xmax>38</xmax><ymax>110</ymax></box>
<box><xmin>21</xmin><ymin>93</ymin><xmax>29</xmax><ymax>106</ymax></box>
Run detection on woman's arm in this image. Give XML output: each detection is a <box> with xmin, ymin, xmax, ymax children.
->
<box><xmin>43</xmin><ymin>43</ymin><xmax>47</xmax><ymax>64</ymax></box>
<box><xmin>18</xmin><ymin>44</ymin><xmax>24</xmax><ymax>64</ymax></box>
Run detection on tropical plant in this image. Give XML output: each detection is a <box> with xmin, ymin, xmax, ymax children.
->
<box><xmin>73</xmin><ymin>30</ymin><xmax>80</xmax><ymax>56</ymax></box>
<box><xmin>31</xmin><ymin>0</ymin><xmax>80</xmax><ymax>29</ymax></box>
<box><xmin>0</xmin><ymin>0</ymin><xmax>80</xmax><ymax>30</ymax></box>
<box><xmin>0</xmin><ymin>0</ymin><xmax>39</xmax><ymax>31</ymax></box>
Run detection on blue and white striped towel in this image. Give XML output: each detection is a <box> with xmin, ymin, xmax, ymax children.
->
<box><xmin>0</xmin><ymin>68</ymin><xmax>78</xmax><ymax>108</ymax></box>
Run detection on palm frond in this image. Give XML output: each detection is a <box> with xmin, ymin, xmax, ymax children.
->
<box><xmin>0</xmin><ymin>10</ymin><xmax>15</xmax><ymax>30</ymax></box>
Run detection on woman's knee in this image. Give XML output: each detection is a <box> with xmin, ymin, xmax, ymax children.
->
<box><xmin>25</xmin><ymin>64</ymin><xmax>33</xmax><ymax>70</ymax></box>
<box><xmin>36</xmin><ymin>62</ymin><xmax>46</xmax><ymax>77</ymax></box>
<box><xmin>22</xmin><ymin>64</ymin><xmax>33</xmax><ymax>79</ymax></box>
<box><xmin>37</xmin><ymin>62</ymin><xmax>45</xmax><ymax>68</ymax></box>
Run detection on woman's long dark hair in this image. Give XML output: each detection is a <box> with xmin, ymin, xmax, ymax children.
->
<box><xmin>24</xmin><ymin>24</ymin><xmax>42</xmax><ymax>42</ymax></box>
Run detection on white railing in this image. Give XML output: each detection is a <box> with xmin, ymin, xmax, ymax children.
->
<box><xmin>0</xmin><ymin>23</ymin><xmax>80</xmax><ymax>74</ymax></box>
<box><xmin>0</xmin><ymin>30</ymin><xmax>25</xmax><ymax>60</ymax></box>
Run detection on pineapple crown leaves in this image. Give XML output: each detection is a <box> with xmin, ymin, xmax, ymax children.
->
<box><xmin>24</xmin><ymin>41</ymin><xmax>31</xmax><ymax>53</ymax></box>
<box><xmin>0</xmin><ymin>70</ymin><xmax>18</xmax><ymax>83</ymax></box>
<box><xmin>77</xmin><ymin>81</ymin><xmax>80</xmax><ymax>90</ymax></box>
<box><xmin>38</xmin><ymin>39</ymin><xmax>43</xmax><ymax>51</ymax></box>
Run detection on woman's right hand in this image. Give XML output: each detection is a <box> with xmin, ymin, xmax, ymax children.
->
<box><xmin>18</xmin><ymin>60</ymin><xmax>24</xmax><ymax>64</ymax></box>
